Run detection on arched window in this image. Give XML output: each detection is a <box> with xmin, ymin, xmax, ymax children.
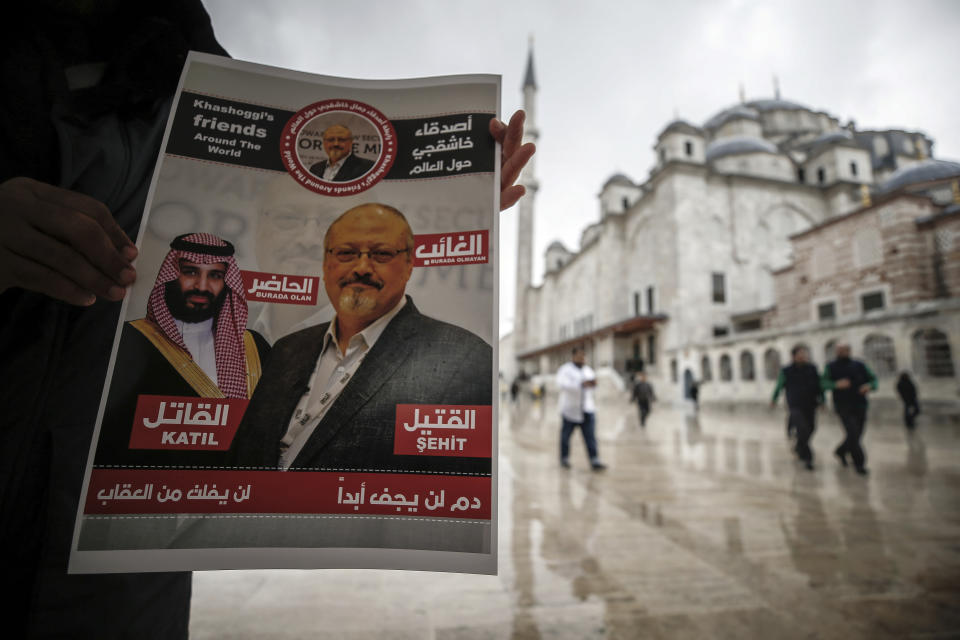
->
<box><xmin>670</xmin><ymin>358</ymin><xmax>678</xmax><ymax>383</ymax></box>
<box><xmin>863</xmin><ymin>334</ymin><xmax>897</xmax><ymax>377</ymax></box>
<box><xmin>719</xmin><ymin>354</ymin><xmax>733</xmax><ymax>381</ymax></box>
<box><xmin>912</xmin><ymin>329</ymin><xmax>955</xmax><ymax>377</ymax></box>
<box><xmin>701</xmin><ymin>355</ymin><xmax>713</xmax><ymax>381</ymax></box>
<box><xmin>824</xmin><ymin>339</ymin><xmax>838</xmax><ymax>363</ymax></box>
<box><xmin>740</xmin><ymin>351</ymin><xmax>756</xmax><ymax>381</ymax></box>
<box><xmin>763</xmin><ymin>349</ymin><xmax>781</xmax><ymax>380</ymax></box>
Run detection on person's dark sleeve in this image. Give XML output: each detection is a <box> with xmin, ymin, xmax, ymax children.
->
<box><xmin>250</xmin><ymin>330</ymin><xmax>272</xmax><ymax>364</ymax></box>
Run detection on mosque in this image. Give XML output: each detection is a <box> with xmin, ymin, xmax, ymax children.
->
<box><xmin>505</xmin><ymin>47</ymin><xmax>960</xmax><ymax>417</ymax></box>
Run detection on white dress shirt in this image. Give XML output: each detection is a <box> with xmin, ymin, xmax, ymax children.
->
<box><xmin>175</xmin><ymin>318</ymin><xmax>217</xmax><ymax>386</ymax></box>
<box><xmin>557</xmin><ymin>361</ymin><xmax>596</xmax><ymax>422</ymax></box>
<box><xmin>278</xmin><ymin>297</ymin><xmax>406</xmax><ymax>469</ymax></box>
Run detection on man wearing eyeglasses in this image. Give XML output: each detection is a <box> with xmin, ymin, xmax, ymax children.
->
<box><xmin>231</xmin><ymin>202</ymin><xmax>492</xmax><ymax>474</ymax></box>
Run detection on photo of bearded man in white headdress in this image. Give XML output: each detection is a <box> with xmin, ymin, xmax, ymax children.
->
<box><xmin>95</xmin><ymin>232</ymin><xmax>271</xmax><ymax>466</ymax></box>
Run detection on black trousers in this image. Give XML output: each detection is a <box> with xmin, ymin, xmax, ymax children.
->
<box><xmin>637</xmin><ymin>401</ymin><xmax>650</xmax><ymax>426</ymax></box>
<box><xmin>902</xmin><ymin>401</ymin><xmax>920</xmax><ymax>429</ymax></box>
<box><xmin>788</xmin><ymin>404</ymin><xmax>817</xmax><ymax>463</ymax></box>
<box><xmin>836</xmin><ymin>403</ymin><xmax>868</xmax><ymax>470</ymax></box>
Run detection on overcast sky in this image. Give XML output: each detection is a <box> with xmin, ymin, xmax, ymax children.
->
<box><xmin>204</xmin><ymin>0</ymin><xmax>960</xmax><ymax>336</ymax></box>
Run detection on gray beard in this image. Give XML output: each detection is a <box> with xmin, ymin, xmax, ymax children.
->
<box><xmin>339</xmin><ymin>287</ymin><xmax>377</xmax><ymax>314</ymax></box>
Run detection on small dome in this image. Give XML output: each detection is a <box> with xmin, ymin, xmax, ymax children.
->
<box><xmin>603</xmin><ymin>173</ymin><xmax>635</xmax><ymax>188</ymax></box>
<box><xmin>878</xmin><ymin>159</ymin><xmax>960</xmax><ymax>194</ymax></box>
<box><xmin>546</xmin><ymin>240</ymin><xmax>571</xmax><ymax>253</ymax></box>
<box><xmin>705</xmin><ymin>136</ymin><xmax>779</xmax><ymax>162</ymax></box>
<box><xmin>703</xmin><ymin>105</ymin><xmax>760</xmax><ymax>130</ymax></box>
<box><xmin>659</xmin><ymin>119</ymin><xmax>703</xmax><ymax>138</ymax></box>
<box><xmin>745</xmin><ymin>98</ymin><xmax>809</xmax><ymax>112</ymax></box>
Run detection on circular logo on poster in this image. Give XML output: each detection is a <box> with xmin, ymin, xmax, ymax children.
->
<box><xmin>280</xmin><ymin>99</ymin><xmax>395</xmax><ymax>196</ymax></box>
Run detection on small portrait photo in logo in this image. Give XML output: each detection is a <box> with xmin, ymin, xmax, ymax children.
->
<box><xmin>281</xmin><ymin>99</ymin><xmax>396</xmax><ymax>196</ymax></box>
<box><xmin>297</xmin><ymin>113</ymin><xmax>380</xmax><ymax>183</ymax></box>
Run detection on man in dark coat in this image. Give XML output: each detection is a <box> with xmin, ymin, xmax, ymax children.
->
<box><xmin>895</xmin><ymin>371</ymin><xmax>920</xmax><ymax>430</ymax></box>
<box><xmin>0</xmin><ymin>4</ymin><xmax>227</xmax><ymax>636</ymax></box>
<box><xmin>822</xmin><ymin>343</ymin><xmax>878</xmax><ymax>475</ymax></box>
<box><xmin>230</xmin><ymin>204</ymin><xmax>492</xmax><ymax>475</ymax></box>
<box><xmin>630</xmin><ymin>372</ymin><xmax>656</xmax><ymax>427</ymax></box>
<box><xmin>308</xmin><ymin>124</ymin><xmax>375</xmax><ymax>182</ymax></box>
<box><xmin>771</xmin><ymin>345</ymin><xmax>823</xmax><ymax>470</ymax></box>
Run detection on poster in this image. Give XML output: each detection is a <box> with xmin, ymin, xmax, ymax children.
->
<box><xmin>69</xmin><ymin>52</ymin><xmax>499</xmax><ymax>574</ymax></box>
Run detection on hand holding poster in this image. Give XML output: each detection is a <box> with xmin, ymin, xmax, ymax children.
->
<box><xmin>70</xmin><ymin>53</ymin><xmax>499</xmax><ymax>574</ymax></box>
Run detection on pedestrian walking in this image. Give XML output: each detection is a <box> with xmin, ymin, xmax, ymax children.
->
<box><xmin>630</xmin><ymin>372</ymin><xmax>656</xmax><ymax>427</ymax></box>
<box><xmin>895</xmin><ymin>372</ymin><xmax>920</xmax><ymax>430</ymax></box>
<box><xmin>770</xmin><ymin>346</ymin><xmax>823</xmax><ymax>470</ymax></box>
<box><xmin>557</xmin><ymin>346</ymin><xmax>606</xmax><ymax>470</ymax></box>
<box><xmin>822</xmin><ymin>343</ymin><xmax>878</xmax><ymax>475</ymax></box>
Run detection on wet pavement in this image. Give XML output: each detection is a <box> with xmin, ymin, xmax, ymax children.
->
<box><xmin>191</xmin><ymin>397</ymin><xmax>960</xmax><ymax>639</ymax></box>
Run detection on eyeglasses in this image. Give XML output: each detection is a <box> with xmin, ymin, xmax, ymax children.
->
<box><xmin>327</xmin><ymin>248</ymin><xmax>409</xmax><ymax>263</ymax></box>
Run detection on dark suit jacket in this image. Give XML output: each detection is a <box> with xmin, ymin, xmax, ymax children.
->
<box><xmin>308</xmin><ymin>153</ymin><xmax>375</xmax><ymax>182</ymax></box>
<box><xmin>230</xmin><ymin>297</ymin><xmax>492</xmax><ymax>474</ymax></box>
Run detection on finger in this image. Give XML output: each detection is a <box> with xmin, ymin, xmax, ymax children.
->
<box><xmin>27</xmin><ymin>198</ymin><xmax>137</xmax><ymax>287</ymax></box>
<box><xmin>488</xmin><ymin>117</ymin><xmax>507</xmax><ymax>143</ymax></box>
<box><xmin>502</xmin><ymin>110</ymin><xmax>525</xmax><ymax>162</ymax></box>
<box><xmin>501</xmin><ymin>142</ymin><xmax>536</xmax><ymax>192</ymax></box>
<box><xmin>29</xmin><ymin>180</ymin><xmax>136</xmax><ymax>255</ymax></box>
<box><xmin>7</xmin><ymin>226</ymin><xmax>129</xmax><ymax>301</ymax></box>
<box><xmin>2</xmin><ymin>249</ymin><xmax>97</xmax><ymax>306</ymax></box>
<box><xmin>500</xmin><ymin>185</ymin><xmax>526</xmax><ymax>211</ymax></box>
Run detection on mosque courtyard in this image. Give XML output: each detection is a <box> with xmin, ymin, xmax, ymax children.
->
<box><xmin>191</xmin><ymin>396</ymin><xmax>960</xmax><ymax>639</ymax></box>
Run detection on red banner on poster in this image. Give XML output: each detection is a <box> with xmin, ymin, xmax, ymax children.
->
<box><xmin>129</xmin><ymin>395</ymin><xmax>248</xmax><ymax>450</ymax></box>
<box><xmin>84</xmin><ymin>469</ymin><xmax>490</xmax><ymax>518</ymax></box>
<box><xmin>240</xmin><ymin>270</ymin><xmax>320</xmax><ymax>305</ymax></box>
<box><xmin>393</xmin><ymin>404</ymin><xmax>492</xmax><ymax>457</ymax></box>
<box><xmin>412</xmin><ymin>230</ymin><xmax>488</xmax><ymax>266</ymax></box>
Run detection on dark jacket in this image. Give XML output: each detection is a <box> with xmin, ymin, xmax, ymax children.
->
<box><xmin>0</xmin><ymin>4</ymin><xmax>225</xmax><ymax>636</ymax></box>
<box><xmin>309</xmin><ymin>152</ymin><xmax>375</xmax><ymax>182</ymax></box>
<box><xmin>631</xmin><ymin>381</ymin><xmax>656</xmax><ymax>404</ymax></box>
<box><xmin>823</xmin><ymin>357</ymin><xmax>877</xmax><ymax>409</ymax></box>
<box><xmin>896</xmin><ymin>374</ymin><xmax>918</xmax><ymax>405</ymax></box>
<box><xmin>773</xmin><ymin>362</ymin><xmax>822</xmax><ymax>408</ymax></box>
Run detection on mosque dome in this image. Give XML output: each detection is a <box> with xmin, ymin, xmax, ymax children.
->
<box><xmin>703</xmin><ymin>105</ymin><xmax>760</xmax><ymax>131</ymax></box>
<box><xmin>659</xmin><ymin>119</ymin><xmax>703</xmax><ymax>137</ymax></box>
<box><xmin>603</xmin><ymin>173</ymin><xmax>635</xmax><ymax>188</ymax></box>
<box><xmin>705</xmin><ymin>136</ymin><xmax>780</xmax><ymax>162</ymax></box>
<box><xmin>877</xmin><ymin>159</ymin><xmax>960</xmax><ymax>194</ymax></box>
<box><xmin>744</xmin><ymin>98</ymin><xmax>809</xmax><ymax>112</ymax></box>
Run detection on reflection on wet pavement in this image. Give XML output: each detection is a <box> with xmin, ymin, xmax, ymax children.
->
<box><xmin>191</xmin><ymin>397</ymin><xmax>960</xmax><ymax>639</ymax></box>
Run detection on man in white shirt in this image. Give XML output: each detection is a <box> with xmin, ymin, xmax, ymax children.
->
<box><xmin>557</xmin><ymin>346</ymin><xmax>606</xmax><ymax>470</ymax></box>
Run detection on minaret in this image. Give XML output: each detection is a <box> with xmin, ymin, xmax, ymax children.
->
<box><xmin>514</xmin><ymin>38</ymin><xmax>539</xmax><ymax>354</ymax></box>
